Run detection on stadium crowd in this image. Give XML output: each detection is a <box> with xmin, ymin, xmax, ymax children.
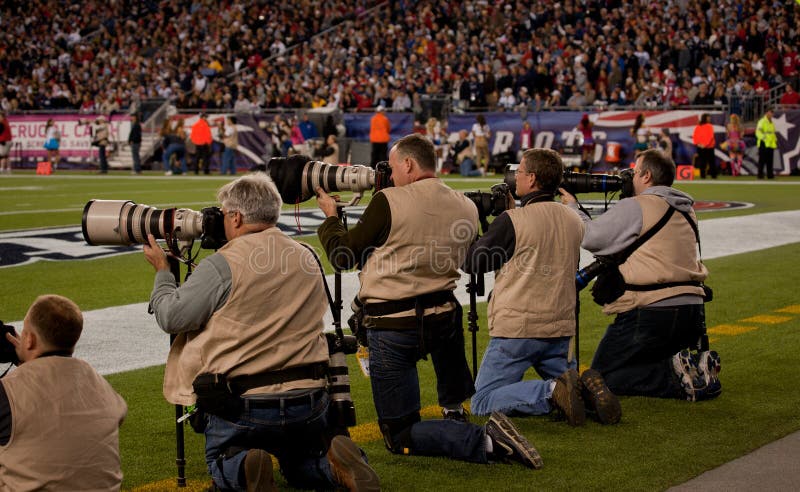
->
<box><xmin>1</xmin><ymin>0</ymin><xmax>798</xmax><ymax>116</ymax></box>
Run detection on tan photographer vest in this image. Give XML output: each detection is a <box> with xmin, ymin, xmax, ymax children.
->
<box><xmin>358</xmin><ymin>179</ymin><xmax>479</xmax><ymax>309</ymax></box>
<box><xmin>0</xmin><ymin>357</ymin><xmax>127</xmax><ymax>491</ymax></box>
<box><xmin>163</xmin><ymin>227</ymin><xmax>329</xmax><ymax>405</ymax></box>
<box><xmin>488</xmin><ymin>202</ymin><xmax>584</xmax><ymax>338</ymax></box>
<box><xmin>604</xmin><ymin>194</ymin><xmax>708</xmax><ymax>315</ymax></box>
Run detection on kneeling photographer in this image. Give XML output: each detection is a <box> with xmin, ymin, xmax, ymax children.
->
<box><xmin>560</xmin><ymin>149</ymin><xmax>720</xmax><ymax>402</ymax></box>
<box><xmin>143</xmin><ymin>173</ymin><xmax>378</xmax><ymax>491</ymax></box>
<box><xmin>316</xmin><ymin>134</ymin><xmax>543</xmax><ymax>470</ymax></box>
<box><xmin>463</xmin><ymin>149</ymin><xmax>621</xmax><ymax>427</ymax></box>
<box><xmin>0</xmin><ymin>295</ymin><xmax>127</xmax><ymax>490</ymax></box>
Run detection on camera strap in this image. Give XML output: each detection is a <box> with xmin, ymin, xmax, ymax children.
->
<box><xmin>614</xmin><ymin>203</ymin><xmax>707</xmax><ymax>293</ymax></box>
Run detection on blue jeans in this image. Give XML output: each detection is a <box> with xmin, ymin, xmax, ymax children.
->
<box><xmin>366</xmin><ymin>313</ymin><xmax>488</xmax><ymax>463</ymax></box>
<box><xmin>591</xmin><ymin>304</ymin><xmax>705</xmax><ymax>398</ymax></box>
<box><xmin>163</xmin><ymin>143</ymin><xmax>188</xmax><ymax>173</ymax></box>
<box><xmin>460</xmin><ymin>158</ymin><xmax>482</xmax><ymax>177</ymax></box>
<box><xmin>204</xmin><ymin>390</ymin><xmax>340</xmax><ymax>490</ymax></box>
<box><xmin>221</xmin><ymin>147</ymin><xmax>237</xmax><ymax>175</ymax></box>
<box><xmin>471</xmin><ymin>336</ymin><xmax>571</xmax><ymax>416</ymax></box>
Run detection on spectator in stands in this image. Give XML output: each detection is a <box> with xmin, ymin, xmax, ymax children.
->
<box><xmin>498</xmin><ymin>88</ymin><xmax>517</xmax><ymax>111</ymax></box>
<box><xmin>780</xmin><ymin>85</ymin><xmax>800</xmax><ymax>107</ymax></box>
<box><xmin>369</xmin><ymin>105</ymin><xmax>391</xmax><ymax>168</ymax></box>
<box><xmin>298</xmin><ymin>113</ymin><xmax>319</xmax><ymax>141</ymax></box>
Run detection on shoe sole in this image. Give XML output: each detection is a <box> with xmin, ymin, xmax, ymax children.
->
<box><xmin>554</xmin><ymin>369</ymin><xmax>586</xmax><ymax>426</ymax></box>
<box><xmin>489</xmin><ymin>412</ymin><xmax>544</xmax><ymax>469</ymax></box>
<box><xmin>328</xmin><ymin>436</ymin><xmax>380</xmax><ymax>491</ymax></box>
<box><xmin>244</xmin><ymin>449</ymin><xmax>276</xmax><ymax>492</ymax></box>
<box><xmin>580</xmin><ymin>369</ymin><xmax>621</xmax><ymax>425</ymax></box>
<box><xmin>673</xmin><ymin>350</ymin><xmax>702</xmax><ymax>401</ymax></box>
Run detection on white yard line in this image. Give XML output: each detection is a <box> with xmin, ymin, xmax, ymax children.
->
<box><xmin>5</xmin><ymin>210</ymin><xmax>800</xmax><ymax>376</ymax></box>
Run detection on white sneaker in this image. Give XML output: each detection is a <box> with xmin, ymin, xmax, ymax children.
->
<box><xmin>164</xmin><ymin>170</ymin><xmax>173</xmax><ymax>176</ymax></box>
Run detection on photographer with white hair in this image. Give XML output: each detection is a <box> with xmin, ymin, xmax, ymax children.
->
<box><xmin>144</xmin><ymin>173</ymin><xmax>379</xmax><ymax>491</ymax></box>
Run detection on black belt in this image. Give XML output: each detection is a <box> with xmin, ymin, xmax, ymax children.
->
<box><xmin>228</xmin><ymin>362</ymin><xmax>329</xmax><ymax>395</ymax></box>
<box><xmin>363</xmin><ymin>290</ymin><xmax>455</xmax><ymax>317</ymax></box>
<box><xmin>243</xmin><ymin>388</ymin><xmax>326</xmax><ymax>409</ymax></box>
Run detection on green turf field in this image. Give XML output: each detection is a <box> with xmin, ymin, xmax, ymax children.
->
<box><xmin>2</xmin><ymin>171</ymin><xmax>800</xmax><ymax>491</ymax></box>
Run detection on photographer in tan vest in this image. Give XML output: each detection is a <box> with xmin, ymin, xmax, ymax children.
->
<box><xmin>561</xmin><ymin>149</ymin><xmax>720</xmax><ymax>402</ymax></box>
<box><xmin>0</xmin><ymin>295</ymin><xmax>127</xmax><ymax>491</ymax></box>
<box><xmin>463</xmin><ymin>148</ymin><xmax>621</xmax><ymax>427</ymax></box>
<box><xmin>316</xmin><ymin>134</ymin><xmax>543</xmax><ymax>470</ymax></box>
<box><xmin>144</xmin><ymin>173</ymin><xmax>378</xmax><ymax>491</ymax></box>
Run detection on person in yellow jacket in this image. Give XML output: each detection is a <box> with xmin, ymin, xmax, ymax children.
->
<box><xmin>755</xmin><ymin>108</ymin><xmax>778</xmax><ymax>179</ymax></box>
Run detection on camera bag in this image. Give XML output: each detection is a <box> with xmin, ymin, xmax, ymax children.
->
<box><xmin>592</xmin><ymin>204</ymin><xmax>711</xmax><ymax>306</ymax></box>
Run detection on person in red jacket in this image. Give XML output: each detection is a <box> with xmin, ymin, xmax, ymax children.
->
<box><xmin>190</xmin><ymin>113</ymin><xmax>213</xmax><ymax>175</ymax></box>
<box><xmin>780</xmin><ymin>85</ymin><xmax>800</xmax><ymax>107</ymax></box>
<box><xmin>692</xmin><ymin>113</ymin><xmax>717</xmax><ymax>179</ymax></box>
<box><xmin>369</xmin><ymin>105</ymin><xmax>391</xmax><ymax>168</ymax></box>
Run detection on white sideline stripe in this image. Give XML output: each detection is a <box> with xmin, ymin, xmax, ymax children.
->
<box><xmin>5</xmin><ymin>210</ymin><xmax>800</xmax><ymax>376</ymax></box>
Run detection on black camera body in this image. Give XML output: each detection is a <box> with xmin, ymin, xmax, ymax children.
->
<box><xmin>464</xmin><ymin>183</ymin><xmax>511</xmax><ymax>218</ymax></box>
<box><xmin>0</xmin><ymin>321</ymin><xmax>19</xmax><ymax>365</ymax></box>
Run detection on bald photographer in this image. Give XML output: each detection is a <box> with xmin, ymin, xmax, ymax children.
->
<box><xmin>316</xmin><ymin>134</ymin><xmax>543</xmax><ymax>469</ymax></box>
<box><xmin>561</xmin><ymin>149</ymin><xmax>721</xmax><ymax>402</ymax></box>
<box><xmin>144</xmin><ymin>173</ymin><xmax>378</xmax><ymax>491</ymax></box>
<box><xmin>463</xmin><ymin>149</ymin><xmax>621</xmax><ymax>426</ymax></box>
<box><xmin>0</xmin><ymin>295</ymin><xmax>127</xmax><ymax>490</ymax></box>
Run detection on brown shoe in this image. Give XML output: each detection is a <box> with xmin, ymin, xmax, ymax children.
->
<box><xmin>327</xmin><ymin>435</ymin><xmax>380</xmax><ymax>491</ymax></box>
<box><xmin>243</xmin><ymin>448</ymin><xmax>276</xmax><ymax>492</ymax></box>
<box><xmin>579</xmin><ymin>369</ymin><xmax>622</xmax><ymax>425</ymax></box>
<box><xmin>551</xmin><ymin>369</ymin><xmax>585</xmax><ymax>426</ymax></box>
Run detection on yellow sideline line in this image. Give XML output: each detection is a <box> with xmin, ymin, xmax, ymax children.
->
<box><xmin>131</xmin><ymin>305</ymin><xmax>796</xmax><ymax>490</ymax></box>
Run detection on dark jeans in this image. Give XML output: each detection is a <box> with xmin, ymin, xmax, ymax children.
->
<box><xmin>204</xmin><ymin>389</ymin><xmax>339</xmax><ymax>491</ymax></box>
<box><xmin>696</xmin><ymin>147</ymin><xmax>716</xmax><ymax>179</ymax></box>
<box><xmin>591</xmin><ymin>304</ymin><xmax>705</xmax><ymax>399</ymax></box>
<box><xmin>195</xmin><ymin>143</ymin><xmax>211</xmax><ymax>174</ymax></box>
<box><xmin>370</xmin><ymin>142</ymin><xmax>388</xmax><ymax>168</ymax></box>
<box><xmin>758</xmin><ymin>145</ymin><xmax>775</xmax><ymax>179</ymax></box>
<box><xmin>130</xmin><ymin>143</ymin><xmax>141</xmax><ymax>173</ymax></box>
<box><xmin>366</xmin><ymin>312</ymin><xmax>488</xmax><ymax>463</ymax></box>
<box><xmin>98</xmin><ymin>145</ymin><xmax>108</xmax><ymax>173</ymax></box>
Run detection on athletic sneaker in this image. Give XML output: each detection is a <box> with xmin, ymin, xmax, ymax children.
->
<box><xmin>327</xmin><ymin>435</ymin><xmax>380</xmax><ymax>491</ymax></box>
<box><xmin>485</xmin><ymin>411</ymin><xmax>543</xmax><ymax>469</ymax></box>
<box><xmin>694</xmin><ymin>350</ymin><xmax>722</xmax><ymax>401</ymax></box>
<box><xmin>550</xmin><ymin>369</ymin><xmax>586</xmax><ymax>426</ymax></box>
<box><xmin>672</xmin><ymin>350</ymin><xmax>707</xmax><ymax>402</ymax></box>
<box><xmin>243</xmin><ymin>448</ymin><xmax>276</xmax><ymax>492</ymax></box>
<box><xmin>579</xmin><ymin>369</ymin><xmax>622</xmax><ymax>425</ymax></box>
<box><xmin>442</xmin><ymin>406</ymin><xmax>470</xmax><ymax>423</ymax></box>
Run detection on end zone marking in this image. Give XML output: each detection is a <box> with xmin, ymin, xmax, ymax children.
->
<box><xmin>740</xmin><ymin>315</ymin><xmax>793</xmax><ymax>324</ymax></box>
<box><xmin>708</xmin><ymin>324</ymin><xmax>758</xmax><ymax>336</ymax></box>
<box><xmin>775</xmin><ymin>305</ymin><xmax>800</xmax><ymax>314</ymax></box>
